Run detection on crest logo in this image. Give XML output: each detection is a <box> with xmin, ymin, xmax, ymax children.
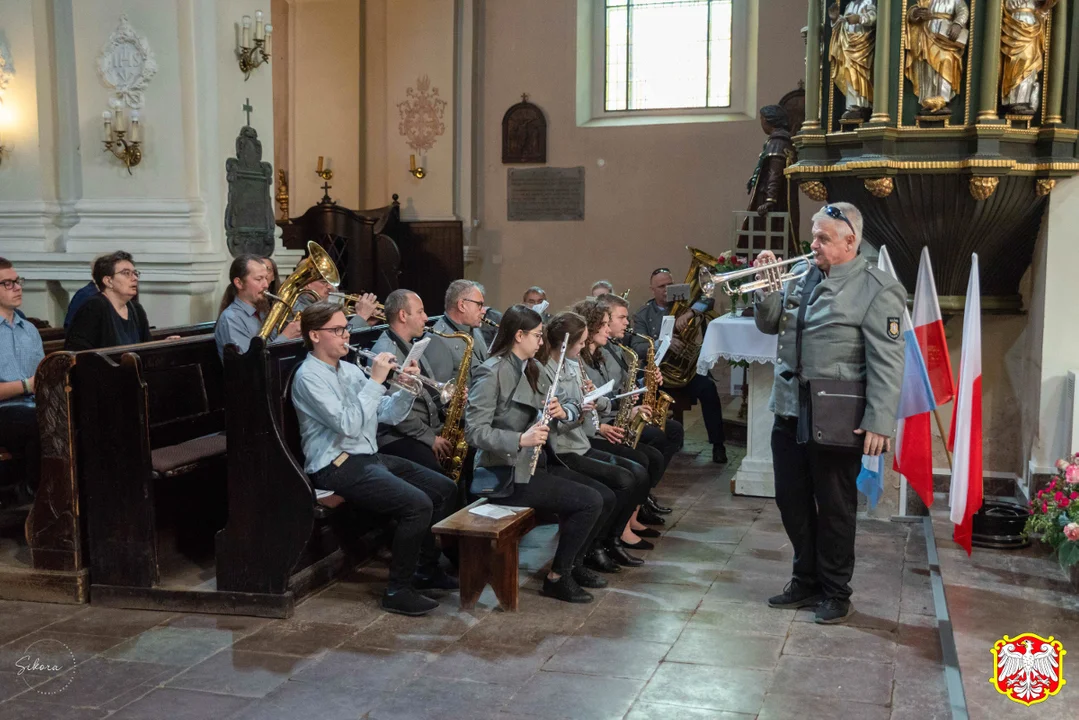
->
<box><xmin>990</xmin><ymin>633</ymin><xmax>1066</xmax><ymax>706</ymax></box>
<box><xmin>887</xmin><ymin>317</ymin><xmax>900</xmax><ymax>340</ymax></box>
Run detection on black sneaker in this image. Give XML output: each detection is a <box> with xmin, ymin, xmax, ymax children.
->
<box><xmin>767</xmin><ymin>580</ymin><xmax>824</xmax><ymax>609</ymax></box>
<box><xmin>572</xmin><ymin>566</ymin><xmax>608</xmax><ymax>589</ymax></box>
<box><xmin>815</xmin><ymin>597</ymin><xmax>854</xmax><ymax>624</ymax></box>
<box><xmin>412</xmin><ymin>567</ymin><xmax>460</xmax><ymax>591</ymax></box>
<box><xmin>541</xmin><ymin>575</ymin><xmax>594</xmax><ymax>604</ymax></box>
<box><xmin>637</xmin><ymin>507</ymin><xmax>666</xmax><ymax>526</ymax></box>
<box><xmin>712</xmin><ymin>445</ymin><xmax>729</xmax><ymax>464</ymax></box>
<box><xmin>381</xmin><ymin>587</ymin><xmax>439</xmax><ymax>616</ymax></box>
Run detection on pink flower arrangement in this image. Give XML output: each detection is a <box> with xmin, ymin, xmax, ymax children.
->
<box><xmin>1066</xmin><ymin>523</ymin><xmax>1079</xmax><ymax>542</ymax></box>
<box><xmin>1068</xmin><ymin>465</ymin><xmax>1079</xmax><ymax>484</ymax></box>
<box><xmin>1027</xmin><ymin>457</ymin><xmax>1079</xmax><ymax>569</ymax></box>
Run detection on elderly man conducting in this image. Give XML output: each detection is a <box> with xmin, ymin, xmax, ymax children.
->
<box><xmin>753</xmin><ymin>202</ymin><xmax>905</xmax><ymax>625</ymax></box>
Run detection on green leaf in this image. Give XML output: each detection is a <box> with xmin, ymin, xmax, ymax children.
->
<box><xmin>1057</xmin><ymin>541</ymin><xmax>1079</xmax><ymax>569</ymax></box>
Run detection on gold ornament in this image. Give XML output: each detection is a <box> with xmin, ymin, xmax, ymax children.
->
<box><xmin>969</xmin><ymin>176</ymin><xmax>1000</xmax><ymax>201</ymax></box>
<box><xmin>864</xmin><ymin>177</ymin><xmax>894</xmax><ymax>198</ymax></box>
<box><xmin>800</xmin><ymin>181</ymin><xmax>828</xmax><ymax>202</ymax></box>
<box><xmin>1036</xmin><ymin>179</ymin><xmax>1056</xmax><ymax>197</ymax></box>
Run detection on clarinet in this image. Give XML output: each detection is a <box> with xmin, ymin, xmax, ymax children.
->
<box><xmin>529</xmin><ymin>332</ymin><xmax>570</xmax><ymax>477</ymax></box>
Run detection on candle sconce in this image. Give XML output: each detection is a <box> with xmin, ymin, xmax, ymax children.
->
<box><xmin>102</xmin><ymin>100</ymin><xmax>142</xmax><ymax>174</ymax></box>
<box><xmin>237</xmin><ymin>11</ymin><xmax>272</xmax><ymax>80</ymax></box>
<box><xmin>316</xmin><ymin>155</ymin><xmax>333</xmax><ymax>181</ymax></box>
<box><xmin>409</xmin><ymin>154</ymin><xmax>426</xmax><ymax>179</ymax></box>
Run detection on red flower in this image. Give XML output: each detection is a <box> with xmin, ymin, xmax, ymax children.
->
<box><xmin>1055</xmin><ymin>491</ymin><xmax>1066</xmax><ymax>503</ymax></box>
<box><xmin>1071</xmin><ymin>492</ymin><xmax>1079</xmax><ymax>500</ymax></box>
<box><xmin>1043</xmin><ymin>502</ymin><xmax>1049</xmax><ymax>513</ymax></box>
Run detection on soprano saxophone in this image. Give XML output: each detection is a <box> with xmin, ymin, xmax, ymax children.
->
<box><xmin>428</xmin><ymin>329</ymin><xmax>474</xmax><ymax>484</ymax></box>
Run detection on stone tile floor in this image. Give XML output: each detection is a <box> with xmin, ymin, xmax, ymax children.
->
<box><xmin>0</xmin><ymin>433</ymin><xmax>956</xmax><ymax>720</ymax></box>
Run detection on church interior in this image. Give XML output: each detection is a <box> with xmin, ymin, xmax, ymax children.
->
<box><xmin>0</xmin><ymin>0</ymin><xmax>1078</xmax><ymax>717</ymax></box>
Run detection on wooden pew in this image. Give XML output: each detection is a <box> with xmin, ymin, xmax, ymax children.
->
<box><xmin>40</xmin><ymin>321</ymin><xmax>215</xmax><ymax>356</ymax></box>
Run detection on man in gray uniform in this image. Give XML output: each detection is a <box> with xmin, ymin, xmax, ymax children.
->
<box><xmin>427</xmin><ymin>279</ymin><xmax>489</xmax><ymax>385</ymax></box>
<box><xmin>754</xmin><ymin>202</ymin><xmax>905</xmax><ymax>625</ymax></box>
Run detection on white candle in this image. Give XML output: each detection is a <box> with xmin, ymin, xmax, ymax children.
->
<box><xmin>103</xmin><ymin>111</ymin><xmax>113</xmax><ymax>142</ymax></box>
<box><xmin>242</xmin><ymin>15</ymin><xmax>251</xmax><ymax>48</ymax></box>
<box><xmin>255</xmin><ymin>10</ymin><xmax>263</xmax><ymax>40</ymax></box>
<box><xmin>129</xmin><ymin>110</ymin><xmax>140</xmax><ymax>142</ymax></box>
<box><xmin>113</xmin><ymin>107</ymin><xmax>125</xmax><ymax>134</ymax></box>
<box><xmin>264</xmin><ymin>25</ymin><xmax>272</xmax><ymax>54</ymax></box>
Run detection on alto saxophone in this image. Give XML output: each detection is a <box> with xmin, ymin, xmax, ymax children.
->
<box><xmin>629</xmin><ymin>330</ymin><xmax>674</xmax><ymax>432</ymax></box>
<box><xmin>428</xmin><ymin>329</ymin><xmax>474</xmax><ymax>484</ymax></box>
<box><xmin>611</xmin><ymin>342</ymin><xmax>641</xmax><ymax>447</ymax></box>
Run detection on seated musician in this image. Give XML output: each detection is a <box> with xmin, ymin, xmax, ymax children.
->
<box><xmin>215</xmin><ymin>254</ymin><xmax>300</xmax><ymax>361</ymax></box>
<box><xmin>542</xmin><ymin>311</ymin><xmax>651</xmax><ymax>568</ymax></box>
<box><xmin>292</xmin><ymin>301</ymin><xmax>458</xmax><ymax>616</ymax></box>
<box><xmin>371</xmin><ymin>289</ymin><xmax>450</xmax><ymax>476</ymax></box>
<box><xmin>288</xmin><ymin>260</ymin><xmax>380</xmax><ymax>329</ymax></box>
<box><xmin>66</xmin><ymin>251</ymin><xmax>171</xmax><ymax>351</ymax></box>
<box><xmin>522</xmin><ymin>286</ymin><xmax>551</xmax><ymax>322</ymax></box>
<box><xmin>0</xmin><ymin>257</ymin><xmax>44</xmax><ymax>494</ymax></box>
<box><xmin>631</xmin><ymin>268</ymin><xmax>728</xmax><ymax>464</ymax></box>
<box><xmin>262</xmin><ymin>257</ymin><xmax>280</xmax><ymax>299</ymax></box>
<box><xmin>465</xmin><ymin>304</ymin><xmax>610</xmax><ymax>604</ymax></box>
<box><xmin>428</xmin><ymin>279</ymin><xmax>489</xmax><ymax>384</ymax></box>
<box><xmin>577</xmin><ymin>296</ymin><xmax>671</xmax><ymax>529</ymax></box>
<box><xmin>590</xmin><ymin>280</ymin><xmax>613</xmax><ymax>297</ymax></box>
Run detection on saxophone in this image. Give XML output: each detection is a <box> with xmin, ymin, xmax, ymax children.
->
<box><xmin>611</xmin><ymin>342</ymin><xmax>640</xmax><ymax>447</ymax></box>
<box><xmin>428</xmin><ymin>329</ymin><xmax>474</xmax><ymax>484</ymax></box>
<box><xmin>629</xmin><ymin>330</ymin><xmax>674</xmax><ymax>432</ymax></box>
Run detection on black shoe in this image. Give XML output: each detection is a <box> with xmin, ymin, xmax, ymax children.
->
<box><xmin>412</xmin><ymin>567</ymin><xmax>460</xmax><ymax>591</ymax></box>
<box><xmin>541</xmin><ymin>575</ymin><xmax>594</xmax><ymax>603</ymax></box>
<box><xmin>572</xmin><ymin>566</ymin><xmax>608</xmax><ymax>589</ymax></box>
<box><xmin>607</xmin><ymin>540</ymin><xmax>644</xmax><ymax>567</ymax></box>
<box><xmin>583</xmin><ymin>547</ymin><xmax>621</xmax><ymax>574</ymax></box>
<box><xmin>381</xmin><ymin>587</ymin><xmax>439</xmax><ymax>616</ymax></box>
<box><xmin>637</xmin><ymin>507</ymin><xmax>665</xmax><ymax>526</ymax></box>
<box><xmin>767</xmin><ymin>580</ymin><xmax>824</xmax><ymax>609</ymax></box>
<box><xmin>635</xmin><ymin>527</ymin><xmax>661</xmax><ymax>538</ymax></box>
<box><xmin>712</xmin><ymin>445</ymin><xmax>729</xmax><ymax>464</ymax></box>
<box><xmin>622</xmin><ymin>538</ymin><xmax>654</xmax><ymax>551</ymax></box>
<box><xmin>815</xmin><ymin>597</ymin><xmax>854</xmax><ymax>624</ymax></box>
<box><xmin>647</xmin><ymin>494</ymin><xmax>673</xmax><ymax>514</ymax></box>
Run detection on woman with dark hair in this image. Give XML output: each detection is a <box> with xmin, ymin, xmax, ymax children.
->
<box><xmin>65</xmin><ymin>251</ymin><xmax>155</xmax><ymax>351</ymax></box>
<box><xmin>465</xmin><ymin>304</ymin><xmax>610</xmax><ymax>603</ymax></box>
<box><xmin>539</xmin><ymin>311</ymin><xmax>653</xmax><ymax>565</ymax></box>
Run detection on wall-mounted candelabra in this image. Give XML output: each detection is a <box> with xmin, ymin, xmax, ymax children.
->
<box><xmin>237</xmin><ymin>10</ymin><xmax>272</xmax><ymax>80</ymax></box>
<box><xmin>409</xmin><ymin>154</ymin><xmax>426</xmax><ymax>179</ymax></box>
<box><xmin>102</xmin><ymin>100</ymin><xmax>141</xmax><ymax>174</ymax></box>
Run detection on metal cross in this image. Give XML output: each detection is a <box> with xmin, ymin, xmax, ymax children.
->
<box><xmin>243</xmin><ymin>98</ymin><xmax>253</xmax><ymax>126</ymax></box>
<box><xmin>521</xmin><ymin>93</ymin><xmax>529</xmax><ymax>103</ymax></box>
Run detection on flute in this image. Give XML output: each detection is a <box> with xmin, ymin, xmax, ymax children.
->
<box><xmin>529</xmin><ymin>332</ymin><xmax>570</xmax><ymax>477</ymax></box>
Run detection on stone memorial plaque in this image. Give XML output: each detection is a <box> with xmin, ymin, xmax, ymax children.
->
<box><xmin>507</xmin><ymin>167</ymin><xmax>585</xmax><ymax>221</ymax></box>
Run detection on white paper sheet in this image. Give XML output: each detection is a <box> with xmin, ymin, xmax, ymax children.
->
<box><xmin>468</xmin><ymin>504</ymin><xmax>519</xmax><ymax>520</ymax></box>
<box><xmin>653</xmin><ymin>316</ymin><xmax>675</xmax><ymax>365</ymax></box>
<box><xmin>314</xmin><ymin>489</ymin><xmax>335</xmax><ymax>499</ymax></box>
<box><xmin>402</xmin><ymin>336</ymin><xmax>430</xmax><ymax>369</ymax></box>
<box><xmin>613</xmin><ymin>387</ymin><xmax>646</xmax><ymax>401</ymax></box>
<box><xmin>531</xmin><ymin>300</ymin><xmax>550</xmax><ymax>315</ymax></box>
<box><xmin>582</xmin><ymin>379</ymin><xmax>615</xmax><ymax>405</ymax></box>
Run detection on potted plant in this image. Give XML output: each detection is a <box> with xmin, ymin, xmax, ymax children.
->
<box><xmin>1023</xmin><ymin>455</ymin><xmax>1079</xmax><ymax>590</ymax></box>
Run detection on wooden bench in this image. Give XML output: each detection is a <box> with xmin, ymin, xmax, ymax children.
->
<box><xmin>432</xmin><ymin>499</ymin><xmax>536</xmax><ymax>611</ymax></box>
<box><xmin>40</xmin><ymin>320</ymin><xmax>216</xmax><ymax>356</ymax></box>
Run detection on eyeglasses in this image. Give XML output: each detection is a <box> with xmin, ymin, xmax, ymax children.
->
<box><xmin>114</xmin><ymin>269</ymin><xmax>141</xmax><ymax>279</ymax></box>
<box><xmin>823</xmin><ymin>205</ymin><xmax>856</xmax><ymax>236</ymax></box>
<box><xmin>0</xmin><ymin>277</ymin><xmax>25</xmax><ymax>290</ymax></box>
<box><xmin>462</xmin><ymin>298</ymin><xmax>484</xmax><ymax>308</ymax></box>
<box><xmin>525</xmin><ymin>330</ymin><xmax>544</xmax><ymax>339</ymax></box>
<box><xmin>650</xmin><ymin>268</ymin><xmax>671</xmax><ymax>278</ymax></box>
<box><xmin>317</xmin><ymin>326</ymin><xmax>350</xmax><ymax>338</ymax></box>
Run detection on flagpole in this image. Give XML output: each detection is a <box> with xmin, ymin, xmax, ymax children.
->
<box><xmin>933</xmin><ymin>407</ymin><xmax>952</xmax><ymax>468</ymax></box>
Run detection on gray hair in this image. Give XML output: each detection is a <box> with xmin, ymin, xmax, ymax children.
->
<box><xmin>524</xmin><ymin>286</ymin><xmax>546</xmax><ymax>299</ymax></box>
<box><xmin>591</xmin><ymin>280</ymin><xmax>614</xmax><ymax>294</ymax></box>
<box><xmin>811</xmin><ymin>202</ymin><xmax>864</xmax><ymax>247</ymax></box>
<box><xmin>445</xmin><ymin>279</ymin><xmax>485</xmax><ymax>310</ymax></box>
<box><xmin>383</xmin><ymin>288</ymin><xmax>417</xmax><ymax>324</ymax></box>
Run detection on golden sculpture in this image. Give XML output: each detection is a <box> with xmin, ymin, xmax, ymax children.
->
<box><xmin>969</xmin><ymin>176</ymin><xmax>1000</xmax><ymax>200</ymax></box>
<box><xmin>864</xmin><ymin>177</ymin><xmax>895</xmax><ymax>197</ymax></box>
<box><xmin>1036</xmin><ymin>178</ymin><xmax>1056</xmax><ymax>196</ymax></box>
<box><xmin>800</xmin><ymin>180</ymin><xmax>829</xmax><ymax>202</ymax></box>
<box><xmin>828</xmin><ymin>0</ymin><xmax>877</xmax><ymax>120</ymax></box>
<box><xmin>1000</xmin><ymin>0</ymin><xmax>1056</xmax><ymax>115</ymax></box>
<box><xmin>905</xmin><ymin>0</ymin><xmax>969</xmax><ymax>115</ymax></box>
<box><xmin>275</xmin><ymin>169</ymin><xmax>289</xmax><ymax>222</ymax></box>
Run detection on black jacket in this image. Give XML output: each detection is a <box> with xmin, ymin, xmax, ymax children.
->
<box><xmin>64</xmin><ymin>293</ymin><xmax>151</xmax><ymax>351</ymax></box>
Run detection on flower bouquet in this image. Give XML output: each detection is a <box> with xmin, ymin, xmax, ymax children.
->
<box><xmin>1023</xmin><ymin>455</ymin><xmax>1079</xmax><ymax>570</ymax></box>
<box><xmin>710</xmin><ymin>251</ymin><xmax>751</xmax><ymax>314</ymax></box>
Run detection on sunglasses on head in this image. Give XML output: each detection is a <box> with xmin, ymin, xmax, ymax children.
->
<box><xmin>650</xmin><ymin>268</ymin><xmax>671</xmax><ymax>278</ymax></box>
<box><xmin>824</xmin><ymin>205</ymin><xmax>856</xmax><ymax>236</ymax></box>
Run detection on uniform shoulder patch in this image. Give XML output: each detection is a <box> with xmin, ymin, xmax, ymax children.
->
<box><xmin>887</xmin><ymin>317</ymin><xmax>900</xmax><ymax>340</ymax></box>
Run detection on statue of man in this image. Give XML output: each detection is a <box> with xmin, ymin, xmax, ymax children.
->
<box><xmin>744</xmin><ymin>105</ymin><xmax>800</xmax><ymax>257</ymax></box>
<box><xmin>1000</xmin><ymin>0</ymin><xmax>1056</xmax><ymax>115</ymax></box>
<box><xmin>828</xmin><ymin>0</ymin><xmax>877</xmax><ymax>120</ymax></box>
<box><xmin>905</xmin><ymin>0</ymin><xmax>969</xmax><ymax>114</ymax></box>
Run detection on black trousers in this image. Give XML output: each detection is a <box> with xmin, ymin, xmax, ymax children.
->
<box><xmin>548</xmin><ymin>462</ymin><xmax>617</xmax><ymax>563</ymax></box>
<box><xmin>380</xmin><ymin>436</ymin><xmax>448</xmax><ymax>478</ymax></box>
<box><xmin>312</xmin><ymin>453</ymin><xmax>457</xmax><ymax>591</ymax></box>
<box><xmin>771</xmin><ymin>416</ymin><xmax>862</xmax><ymax>600</ymax></box>
<box><xmin>488</xmin><ymin>465</ymin><xmax>605</xmax><ymax>576</ymax></box>
<box><xmin>0</xmin><ymin>401</ymin><xmax>39</xmax><ymax>491</ymax></box>
<box><xmin>689</xmin><ymin>374</ymin><xmax>726</xmax><ymax>448</ymax></box>
<box><xmin>641</xmin><ymin>420</ymin><xmax>684</xmax><ymax>470</ymax></box>
<box><xmin>591</xmin><ymin>437</ymin><xmax>665</xmax><ymax>490</ymax></box>
<box><xmin>557</xmin><ymin>449</ymin><xmax>649</xmax><ymax>541</ymax></box>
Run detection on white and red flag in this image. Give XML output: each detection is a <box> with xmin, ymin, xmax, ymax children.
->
<box><xmin>948</xmin><ymin>254</ymin><xmax>983</xmax><ymax>554</ymax></box>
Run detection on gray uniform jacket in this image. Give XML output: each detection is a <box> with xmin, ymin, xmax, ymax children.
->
<box><xmin>464</xmin><ymin>353</ymin><xmax>547</xmax><ymax>482</ymax></box>
<box><xmin>754</xmin><ymin>257</ymin><xmax>906</xmax><ymax>437</ymax></box>
<box><xmin>582</xmin><ymin>344</ymin><xmax>632</xmax><ymax>425</ymax></box>
<box><xmin>630</xmin><ymin>300</ymin><xmax>666</xmax><ymax>359</ymax></box>
<box><xmin>427</xmin><ymin>316</ymin><xmax>489</xmax><ymax>385</ymax></box>
<box><xmin>370</xmin><ymin>329</ymin><xmax>444</xmax><ymax>448</ymax></box>
<box><xmin>543</xmin><ymin>357</ymin><xmax>610</xmax><ymax>455</ymax></box>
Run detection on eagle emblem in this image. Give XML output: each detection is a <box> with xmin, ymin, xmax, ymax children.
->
<box><xmin>990</xmin><ymin>633</ymin><xmax>1066</xmax><ymax>706</ymax></box>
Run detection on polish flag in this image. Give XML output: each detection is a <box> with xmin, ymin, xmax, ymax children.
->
<box><xmin>948</xmin><ymin>255</ymin><xmax>983</xmax><ymax>555</ymax></box>
<box><xmin>877</xmin><ymin>247</ymin><xmax>937</xmax><ymax>508</ymax></box>
<box><xmin>913</xmin><ymin>246</ymin><xmax>955</xmax><ymax>405</ymax></box>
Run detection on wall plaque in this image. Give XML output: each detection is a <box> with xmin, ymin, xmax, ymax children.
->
<box><xmin>225</xmin><ymin>126</ymin><xmax>275</xmax><ymax>257</ymax></box>
<box><xmin>97</xmin><ymin>14</ymin><xmax>157</xmax><ymax>108</ymax></box>
<box><xmin>507</xmin><ymin>167</ymin><xmax>584</xmax><ymax>222</ymax></box>
<box><xmin>502</xmin><ymin>94</ymin><xmax>547</xmax><ymax>164</ymax></box>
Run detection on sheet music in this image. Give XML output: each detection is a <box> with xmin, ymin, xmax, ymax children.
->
<box><xmin>531</xmin><ymin>300</ymin><xmax>549</xmax><ymax>315</ymax></box>
<box><xmin>613</xmin><ymin>387</ymin><xmax>646</xmax><ymax>401</ymax></box>
<box><xmin>314</xmin><ymin>489</ymin><xmax>335</xmax><ymax>500</ymax></box>
<box><xmin>469</xmin><ymin>504</ymin><xmax>520</xmax><ymax>520</ymax></box>
<box><xmin>582</xmin><ymin>379</ymin><xmax>615</xmax><ymax>405</ymax></box>
<box><xmin>403</xmin><ymin>337</ymin><xmax>431</xmax><ymax>369</ymax></box>
<box><xmin>653</xmin><ymin>316</ymin><xmax>675</xmax><ymax>365</ymax></box>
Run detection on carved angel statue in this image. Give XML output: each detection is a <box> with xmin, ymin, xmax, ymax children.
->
<box><xmin>996</xmin><ymin>639</ymin><xmax>1061</xmax><ymax>702</ymax></box>
<box><xmin>1000</xmin><ymin>0</ymin><xmax>1057</xmax><ymax>115</ymax></box>
<box><xmin>905</xmin><ymin>0</ymin><xmax>969</xmax><ymax>114</ymax></box>
<box><xmin>828</xmin><ymin>0</ymin><xmax>876</xmax><ymax>120</ymax></box>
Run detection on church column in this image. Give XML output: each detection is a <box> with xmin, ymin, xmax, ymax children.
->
<box><xmin>803</xmin><ymin>0</ymin><xmax>822</xmax><ymax>131</ymax></box>
<box><xmin>1045</xmin><ymin>0</ymin><xmax>1067</xmax><ymax>124</ymax></box>
<box><xmin>978</xmin><ymin>0</ymin><xmax>1004</xmax><ymax>121</ymax></box>
<box><xmin>49</xmin><ymin>0</ymin><xmax>82</xmax><ymax>241</ymax></box>
<box><xmin>869</xmin><ymin>0</ymin><xmax>892</xmax><ymax>123</ymax></box>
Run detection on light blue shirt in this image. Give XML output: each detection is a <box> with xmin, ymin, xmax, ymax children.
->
<box><xmin>0</xmin><ymin>312</ymin><xmax>45</xmax><ymax>408</ymax></box>
<box><xmin>291</xmin><ymin>353</ymin><xmax>415</xmax><ymax>474</ymax></box>
<box><xmin>215</xmin><ymin>297</ymin><xmax>276</xmax><ymax>361</ymax></box>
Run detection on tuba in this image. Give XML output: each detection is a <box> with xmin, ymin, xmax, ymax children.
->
<box><xmin>428</xmin><ymin>329</ymin><xmax>474</xmax><ymax>484</ymax></box>
<box><xmin>258</xmin><ymin>241</ymin><xmax>340</xmax><ymax>340</ymax></box>
<box><xmin>657</xmin><ymin>246</ymin><xmax>723</xmax><ymax>388</ymax></box>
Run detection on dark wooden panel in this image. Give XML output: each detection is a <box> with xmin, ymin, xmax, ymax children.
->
<box><xmin>398</xmin><ymin>220</ymin><xmax>464</xmax><ymax>315</ymax></box>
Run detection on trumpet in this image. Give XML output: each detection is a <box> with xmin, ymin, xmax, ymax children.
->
<box><xmin>699</xmin><ymin>252</ymin><xmax>817</xmax><ymax>297</ymax></box>
<box><xmin>348</xmin><ymin>345</ymin><xmax>457</xmax><ymax>404</ymax></box>
<box><xmin>329</xmin><ymin>291</ymin><xmax>386</xmax><ymax>322</ymax></box>
<box><xmin>264</xmin><ymin>289</ymin><xmax>319</xmax><ymax>325</ymax></box>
